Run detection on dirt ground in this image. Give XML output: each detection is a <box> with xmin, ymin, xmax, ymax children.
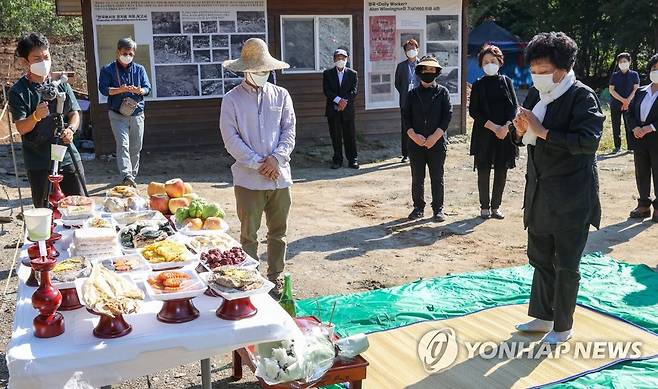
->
<box><xmin>0</xmin><ymin>119</ymin><xmax>657</xmax><ymax>388</ymax></box>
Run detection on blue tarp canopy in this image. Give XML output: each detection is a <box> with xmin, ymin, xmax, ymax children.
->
<box><xmin>468</xmin><ymin>20</ymin><xmax>524</xmax><ymax>54</ymax></box>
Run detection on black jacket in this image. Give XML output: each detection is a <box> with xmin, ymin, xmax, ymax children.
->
<box><xmin>323</xmin><ymin>67</ymin><xmax>358</xmax><ymax>118</ymax></box>
<box><xmin>403</xmin><ymin>84</ymin><xmax>452</xmax><ymax>141</ymax></box>
<box><xmin>394</xmin><ymin>59</ymin><xmax>419</xmax><ymax>109</ymax></box>
<box><xmin>626</xmin><ymin>85</ymin><xmax>658</xmax><ymax>151</ymax></box>
<box><xmin>513</xmin><ymin>81</ymin><xmax>604</xmax><ymax>233</ymax></box>
<box><xmin>468</xmin><ymin>75</ymin><xmax>519</xmax><ymax>168</ymax></box>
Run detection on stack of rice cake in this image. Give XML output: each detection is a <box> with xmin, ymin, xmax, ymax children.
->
<box><xmin>73</xmin><ymin>228</ymin><xmax>121</xmax><ymax>260</ymax></box>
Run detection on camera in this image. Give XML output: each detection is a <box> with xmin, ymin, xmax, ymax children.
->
<box><xmin>35</xmin><ymin>82</ymin><xmax>58</xmax><ymax>101</ymax></box>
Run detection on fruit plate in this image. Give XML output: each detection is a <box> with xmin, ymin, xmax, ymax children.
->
<box><xmin>202</xmin><ymin>272</ymin><xmax>275</xmax><ymax>301</ymax></box>
<box><xmin>199</xmin><ymin>250</ymin><xmax>259</xmax><ymax>272</ymax></box>
<box><xmin>171</xmin><ymin>232</ymin><xmax>241</xmax><ymax>253</ymax></box>
<box><xmin>138</xmin><ymin>244</ymin><xmax>199</xmax><ymax>271</ymax></box>
<box><xmin>175</xmin><ymin>219</ymin><xmax>230</xmax><ymax>236</ymax></box>
<box><xmin>111</xmin><ymin>210</ymin><xmax>167</xmax><ymax>228</ymax></box>
<box><xmin>143</xmin><ymin>269</ymin><xmax>207</xmax><ymax>301</ymax></box>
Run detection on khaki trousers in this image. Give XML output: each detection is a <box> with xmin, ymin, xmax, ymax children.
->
<box><xmin>234</xmin><ymin>186</ymin><xmax>291</xmax><ymax>281</ymax></box>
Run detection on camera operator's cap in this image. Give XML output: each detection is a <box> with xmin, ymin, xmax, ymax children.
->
<box><xmin>417</xmin><ymin>55</ymin><xmax>442</xmax><ymax>69</ymax></box>
<box><xmin>223</xmin><ymin>38</ymin><xmax>289</xmax><ymax>72</ymax></box>
<box><xmin>334</xmin><ymin>48</ymin><xmax>349</xmax><ymax>57</ymax></box>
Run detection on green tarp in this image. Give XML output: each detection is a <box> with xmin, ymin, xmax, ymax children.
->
<box><xmin>297</xmin><ymin>253</ymin><xmax>658</xmax><ymax>388</ymax></box>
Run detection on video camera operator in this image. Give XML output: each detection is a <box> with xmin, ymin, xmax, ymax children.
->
<box><xmin>8</xmin><ymin>32</ymin><xmax>86</xmax><ymax>208</ymax></box>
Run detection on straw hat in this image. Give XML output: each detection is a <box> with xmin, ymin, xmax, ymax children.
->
<box><xmin>223</xmin><ymin>38</ymin><xmax>289</xmax><ymax>72</ymax></box>
<box><xmin>417</xmin><ymin>55</ymin><xmax>442</xmax><ymax>69</ymax></box>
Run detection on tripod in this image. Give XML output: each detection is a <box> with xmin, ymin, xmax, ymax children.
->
<box><xmin>40</xmin><ymin>86</ymin><xmax>89</xmax><ymax>208</ymax></box>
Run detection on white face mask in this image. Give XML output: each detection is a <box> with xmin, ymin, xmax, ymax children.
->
<box><xmin>531</xmin><ymin>72</ymin><xmax>558</xmax><ymax>94</ymax></box>
<box><xmin>247</xmin><ymin>71</ymin><xmax>269</xmax><ymax>87</ymax></box>
<box><xmin>618</xmin><ymin>61</ymin><xmax>630</xmax><ymax>71</ymax></box>
<box><xmin>30</xmin><ymin>60</ymin><xmax>51</xmax><ymax>77</ymax></box>
<box><xmin>483</xmin><ymin>63</ymin><xmax>500</xmax><ymax>76</ymax></box>
<box><xmin>406</xmin><ymin>49</ymin><xmax>418</xmax><ymax>59</ymax></box>
<box><xmin>119</xmin><ymin>55</ymin><xmax>133</xmax><ymax>65</ymax></box>
<box><xmin>650</xmin><ymin>70</ymin><xmax>658</xmax><ymax>84</ymax></box>
<box><xmin>335</xmin><ymin>60</ymin><xmax>347</xmax><ymax>69</ymax></box>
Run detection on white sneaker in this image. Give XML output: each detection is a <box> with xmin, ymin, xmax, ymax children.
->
<box><xmin>542</xmin><ymin>329</ymin><xmax>573</xmax><ymax>345</ymax></box>
<box><xmin>515</xmin><ymin>318</ymin><xmax>554</xmax><ymax>333</ymax></box>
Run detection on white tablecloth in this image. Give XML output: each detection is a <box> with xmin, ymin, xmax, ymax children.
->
<box><xmin>6</xmin><ymin>229</ymin><xmax>300</xmax><ymax>389</ymax></box>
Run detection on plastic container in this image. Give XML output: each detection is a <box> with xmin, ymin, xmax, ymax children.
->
<box><xmin>24</xmin><ymin>208</ymin><xmax>52</xmax><ymax>241</ymax></box>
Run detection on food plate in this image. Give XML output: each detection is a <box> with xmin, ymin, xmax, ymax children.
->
<box><xmin>84</xmin><ymin>216</ymin><xmax>117</xmax><ymax>230</ymax></box>
<box><xmin>176</xmin><ymin>232</ymin><xmax>241</xmax><ymax>253</ymax></box>
<box><xmin>202</xmin><ymin>271</ymin><xmax>274</xmax><ymax>300</ymax></box>
<box><xmin>93</xmin><ymin>254</ymin><xmax>152</xmax><ymax>275</ymax></box>
<box><xmin>143</xmin><ymin>269</ymin><xmax>207</xmax><ymax>301</ymax></box>
<box><xmin>175</xmin><ymin>218</ymin><xmax>230</xmax><ymax>236</ymax></box>
<box><xmin>51</xmin><ymin>257</ymin><xmax>91</xmax><ymax>289</ymax></box>
<box><xmin>138</xmin><ymin>240</ymin><xmax>199</xmax><ymax>271</ymax></box>
<box><xmin>73</xmin><ymin>272</ymin><xmax>140</xmax><ymax>310</ymax></box>
<box><xmin>112</xmin><ymin>210</ymin><xmax>167</xmax><ymax>227</ymax></box>
<box><xmin>118</xmin><ymin>221</ymin><xmax>176</xmax><ymax>253</ymax></box>
<box><xmin>61</xmin><ymin>216</ymin><xmax>92</xmax><ymax>228</ymax></box>
<box><xmin>68</xmin><ymin>244</ymin><xmax>122</xmax><ymax>261</ymax></box>
<box><xmin>199</xmin><ymin>249</ymin><xmax>259</xmax><ymax>271</ymax></box>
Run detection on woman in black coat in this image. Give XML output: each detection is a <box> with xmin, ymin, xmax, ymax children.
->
<box><xmin>468</xmin><ymin>44</ymin><xmax>519</xmax><ymax>219</ymax></box>
<box><xmin>626</xmin><ymin>53</ymin><xmax>658</xmax><ymax>222</ymax></box>
<box><xmin>511</xmin><ymin>32</ymin><xmax>604</xmax><ymax>345</ymax></box>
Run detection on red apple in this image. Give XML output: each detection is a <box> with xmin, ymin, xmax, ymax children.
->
<box><xmin>165</xmin><ymin>178</ymin><xmax>186</xmax><ymax>198</ymax></box>
<box><xmin>184</xmin><ymin>183</ymin><xmax>194</xmax><ymax>194</ymax></box>
<box><xmin>149</xmin><ymin>194</ymin><xmax>170</xmax><ymax>214</ymax></box>
<box><xmin>168</xmin><ymin>197</ymin><xmax>190</xmax><ymax>214</ymax></box>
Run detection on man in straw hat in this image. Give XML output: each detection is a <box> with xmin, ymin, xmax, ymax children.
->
<box><xmin>220</xmin><ymin>38</ymin><xmax>296</xmax><ymax>297</ymax></box>
<box><xmin>403</xmin><ymin>55</ymin><xmax>452</xmax><ymax>222</ymax></box>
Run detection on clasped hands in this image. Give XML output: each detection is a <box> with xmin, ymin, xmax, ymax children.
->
<box><xmin>119</xmin><ymin>85</ymin><xmax>143</xmax><ymax>95</ymax></box>
<box><xmin>408</xmin><ymin>128</ymin><xmax>444</xmax><ymax>148</ymax></box>
<box><xmin>632</xmin><ymin>125</ymin><xmax>655</xmax><ymax>139</ymax></box>
<box><xmin>512</xmin><ymin>107</ymin><xmax>549</xmax><ymax>140</ymax></box>
<box><xmin>258</xmin><ymin>155</ymin><xmax>280</xmax><ymax>180</ymax></box>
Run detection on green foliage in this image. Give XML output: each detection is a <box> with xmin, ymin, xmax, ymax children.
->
<box><xmin>469</xmin><ymin>0</ymin><xmax>658</xmax><ymax>90</ymax></box>
<box><xmin>0</xmin><ymin>0</ymin><xmax>82</xmax><ymax>39</ymax></box>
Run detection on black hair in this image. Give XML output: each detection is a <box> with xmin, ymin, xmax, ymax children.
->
<box><xmin>15</xmin><ymin>33</ymin><xmax>49</xmax><ymax>59</ymax></box>
<box><xmin>478</xmin><ymin>44</ymin><xmax>504</xmax><ymax>67</ymax></box>
<box><xmin>648</xmin><ymin>53</ymin><xmax>658</xmax><ymax>73</ymax></box>
<box><xmin>616</xmin><ymin>52</ymin><xmax>631</xmax><ymax>62</ymax></box>
<box><xmin>524</xmin><ymin>31</ymin><xmax>578</xmax><ymax>70</ymax></box>
<box><xmin>117</xmin><ymin>37</ymin><xmax>137</xmax><ymax>51</ymax></box>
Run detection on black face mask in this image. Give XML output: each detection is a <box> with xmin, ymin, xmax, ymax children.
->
<box><xmin>419</xmin><ymin>72</ymin><xmax>437</xmax><ymax>84</ymax></box>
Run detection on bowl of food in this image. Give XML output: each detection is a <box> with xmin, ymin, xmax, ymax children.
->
<box><xmin>205</xmin><ymin>266</ymin><xmax>273</xmax><ymax>300</ymax></box>
<box><xmin>200</xmin><ymin>246</ymin><xmax>258</xmax><ymax>271</ymax></box>
<box><xmin>144</xmin><ymin>269</ymin><xmax>207</xmax><ymax>300</ymax></box>
<box><xmin>119</xmin><ymin>221</ymin><xmax>176</xmax><ymax>252</ymax></box>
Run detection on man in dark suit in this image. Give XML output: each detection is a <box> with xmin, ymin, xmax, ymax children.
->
<box><xmin>323</xmin><ymin>48</ymin><xmax>359</xmax><ymax>169</ymax></box>
<box><xmin>395</xmin><ymin>39</ymin><xmax>420</xmax><ymax>163</ymax></box>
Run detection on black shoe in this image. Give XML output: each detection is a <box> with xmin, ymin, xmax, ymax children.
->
<box><xmin>268</xmin><ymin>278</ymin><xmax>283</xmax><ymax>299</ymax></box>
<box><xmin>433</xmin><ymin>211</ymin><xmax>446</xmax><ymax>222</ymax></box>
<box><xmin>491</xmin><ymin>208</ymin><xmax>505</xmax><ymax>220</ymax></box>
<box><xmin>331</xmin><ymin>162</ymin><xmax>341</xmax><ymax>169</ymax></box>
<box><xmin>401</xmin><ymin>156</ymin><xmax>409</xmax><ymax>163</ymax></box>
<box><xmin>408</xmin><ymin>208</ymin><xmax>424</xmax><ymax>220</ymax></box>
<box><xmin>630</xmin><ymin>206</ymin><xmax>651</xmax><ymax>219</ymax></box>
<box><xmin>348</xmin><ymin>162</ymin><xmax>360</xmax><ymax>169</ymax></box>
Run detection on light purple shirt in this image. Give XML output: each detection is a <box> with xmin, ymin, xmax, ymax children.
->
<box><xmin>220</xmin><ymin>81</ymin><xmax>296</xmax><ymax>190</ymax></box>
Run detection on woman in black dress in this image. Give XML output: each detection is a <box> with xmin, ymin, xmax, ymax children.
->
<box><xmin>626</xmin><ymin>53</ymin><xmax>658</xmax><ymax>222</ymax></box>
<box><xmin>468</xmin><ymin>45</ymin><xmax>519</xmax><ymax>219</ymax></box>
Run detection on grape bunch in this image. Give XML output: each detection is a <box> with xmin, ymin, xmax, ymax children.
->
<box><xmin>201</xmin><ymin>246</ymin><xmax>246</xmax><ymax>268</ymax></box>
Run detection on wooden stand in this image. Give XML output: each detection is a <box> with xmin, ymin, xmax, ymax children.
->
<box><xmin>88</xmin><ymin>309</ymin><xmax>132</xmax><ymax>339</ymax></box>
<box><xmin>157</xmin><ymin>298</ymin><xmax>200</xmax><ymax>323</ymax></box>
<box><xmin>216</xmin><ymin>297</ymin><xmax>257</xmax><ymax>320</ymax></box>
<box><xmin>231</xmin><ymin>316</ymin><xmax>368</xmax><ymax>389</ymax></box>
<box><xmin>59</xmin><ymin>288</ymin><xmax>83</xmax><ymax>311</ymax></box>
<box><xmin>31</xmin><ymin>257</ymin><xmax>65</xmax><ymax>338</ymax></box>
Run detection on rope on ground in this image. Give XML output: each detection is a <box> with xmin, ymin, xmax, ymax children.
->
<box><xmin>0</xmin><ymin>210</ymin><xmax>23</xmax><ymax>315</ymax></box>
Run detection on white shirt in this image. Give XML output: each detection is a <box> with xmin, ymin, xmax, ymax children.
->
<box><xmin>640</xmin><ymin>85</ymin><xmax>658</xmax><ymax>131</ymax></box>
<box><xmin>333</xmin><ymin>67</ymin><xmax>345</xmax><ymax>104</ymax></box>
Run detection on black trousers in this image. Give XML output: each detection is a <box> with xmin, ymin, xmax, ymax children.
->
<box><xmin>527</xmin><ymin>225</ymin><xmax>589</xmax><ymax>332</ymax></box>
<box><xmin>610</xmin><ymin>105</ymin><xmax>628</xmax><ymax>150</ymax></box>
<box><xmin>27</xmin><ymin>163</ymin><xmax>86</xmax><ymax>208</ymax></box>
<box><xmin>328</xmin><ymin>112</ymin><xmax>357</xmax><ymax>164</ymax></box>
<box><xmin>634</xmin><ymin>147</ymin><xmax>658</xmax><ymax>207</ymax></box>
<box><xmin>409</xmin><ymin>142</ymin><xmax>446</xmax><ymax>213</ymax></box>
<box><xmin>400</xmin><ymin>111</ymin><xmax>408</xmax><ymax>158</ymax></box>
<box><xmin>477</xmin><ymin>167</ymin><xmax>508</xmax><ymax>209</ymax></box>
